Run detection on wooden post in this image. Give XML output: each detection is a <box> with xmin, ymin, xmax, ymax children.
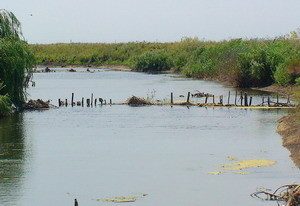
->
<box><xmin>213</xmin><ymin>95</ymin><xmax>215</xmax><ymax>104</ymax></box>
<box><xmin>276</xmin><ymin>94</ymin><xmax>279</xmax><ymax>104</ymax></box>
<box><xmin>268</xmin><ymin>96</ymin><xmax>270</xmax><ymax>107</ymax></box>
<box><xmin>187</xmin><ymin>92</ymin><xmax>190</xmax><ymax>103</ymax></box>
<box><xmin>220</xmin><ymin>95</ymin><xmax>223</xmax><ymax>105</ymax></box>
<box><xmin>87</xmin><ymin>99</ymin><xmax>90</xmax><ymax>107</ymax></box>
<box><xmin>171</xmin><ymin>92</ymin><xmax>173</xmax><ymax>105</ymax></box>
<box><xmin>58</xmin><ymin>99</ymin><xmax>61</xmax><ymax>107</ymax></box>
<box><xmin>240</xmin><ymin>92</ymin><xmax>243</xmax><ymax>106</ymax></box>
<box><xmin>104</xmin><ymin>100</ymin><xmax>107</xmax><ymax>105</ymax></box>
<box><xmin>95</xmin><ymin>98</ymin><xmax>97</xmax><ymax>106</ymax></box>
<box><xmin>82</xmin><ymin>98</ymin><xmax>84</xmax><ymax>107</ymax></box>
<box><xmin>227</xmin><ymin>91</ymin><xmax>230</xmax><ymax>105</ymax></box>
<box><xmin>65</xmin><ymin>99</ymin><xmax>68</xmax><ymax>107</ymax></box>
<box><xmin>287</xmin><ymin>95</ymin><xmax>290</xmax><ymax>104</ymax></box>
<box><xmin>71</xmin><ymin>93</ymin><xmax>74</xmax><ymax>107</ymax></box>
<box><xmin>99</xmin><ymin>98</ymin><xmax>103</xmax><ymax>105</ymax></box>
<box><xmin>249</xmin><ymin>97</ymin><xmax>252</xmax><ymax>106</ymax></box>
<box><xmin>91</xmin><ymin>93</ymin><xmax>93</xmax><ymax>106</ymax></box>
<box><xmin>110</xmin><ymin>99</ymin><xmax>112</xmax><ymax>105</ymax></box>
<box><xmin>205</xmin><ymin>94</ymin><xmax>208</xmax><ymax>104</ymax></box>
<box><xmin>235</xmin><ymin>91</ymin><xmax>238</xmax><ymax>106</ymax></box>
<box><xmin>262</xmin><ymin>96</ymin><xmax>264</xmax><ymax>105</ymax></box>
<box><xmin>244</xmin><ymin>93</ymin><xmax>248</xmax><ymax>106</ymax></box>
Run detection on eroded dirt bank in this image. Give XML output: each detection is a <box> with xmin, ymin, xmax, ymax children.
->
<box><xmin>277</xmin><ymin>113</ymin><xmax>300</xmax><ymax>167</ymax></box>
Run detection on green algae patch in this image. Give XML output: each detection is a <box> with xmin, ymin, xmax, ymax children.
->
<box><xmin>221</xmin><ymin>159</ymin><xmax>276</xmax><ymax>171</ymax></box>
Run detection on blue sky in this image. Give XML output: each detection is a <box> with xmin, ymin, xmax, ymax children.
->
<box><xmin>2</xmin><ymin>0</ymin><xmax>300</xmax><ymax>43</ymax></box>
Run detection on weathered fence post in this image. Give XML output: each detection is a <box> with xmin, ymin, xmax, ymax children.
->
<box><xmin>71</xmin><ymin>93</ymin><xmax>74</xmax><ymax>107</ymax></box>
<box><xmin>220</xmin><ymin>95</ymin><xmax>223</xmax><ymax>105</ymax></box>
<box><xmin>213</xmin><ymin>95</ymin><xmax>215</xmax><ymax>104</ymax></box>
<box><xmin>110</xmin><ymin>99</ymin><xmax>112</xmax><ymax>105</ymax></box>
<box><xmin>187</xmin><ymin>92</ymin><xmax>190</xmax><ymax>103</ymax></box>
<box><xmin>91</xmin><ymin>93</ymin><xmax>93</xmax><ymax>106</ymax></box>
<box><xmin>249</xmin><ymin>97</ymin><xmax>252</xmax><ymax>106</ymax></box>
<box><xmin>82</xmin><ymin>98</ymin><xmax>84</xmax><ymax>107</ymax></box>
<box><xmin>65</xmin><ymin>99</ymin><xmax>68</xmax><ymax>107</ymax></box>
<box><xmin>171</xmin><ymin>92</ymin><xmax>173</xmax><ymax>105</ymax></box>
<box><xmin>227</xmin><ymin>91</ymin><xmax>230</xmax><ymax>105</ymax></box>
<box><xmin>205</xmin><ymin>94</ymin><xmax>208</xmax><ymax>104</ymax></box>
<box><xmin>87</xmin><ymin>99</ymin><xmax>90</xmax><ymax>107</ymax></box>
<box><xmin>95</xmin><ymin>98</ymin><xmax>97</xmax><ymax>106</ymax></box>
<box><xmin>58</xmin><ymin>99</ymin><xmax>61</xmax><ymax>107</ymax></box>
<box><xmin>244</xmin><ymin>93</ymin><xmax>248</xmax><ymax>106</ymax></box>
<box><xmin>277</xmin><ymin>94</ymin><xmax>279</xmax><ymax>104</ymax></box>
<box><xmin>268</xmin><ymin>96</ymin><xmax>271</xmax><ymax>107</ymax></box>
<box><xmin>287</xmin><ymin>95</ymin><xmax>290</xmax><ymax>104</ymax></box>
<box><xmin>240</xmin><ymin>92</ymin><xmax>243</xmax><ymax>106</ymax></box>
<box><xmin>235</xmin><ymin>91</ymin><xmax>238</xmax><ymax>106</ymax></box>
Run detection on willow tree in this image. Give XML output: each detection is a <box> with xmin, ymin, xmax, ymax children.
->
<box><xmin>0</xmin><ymin>9</ymin><xmax>34</xmax><ymax>111</ymax></box>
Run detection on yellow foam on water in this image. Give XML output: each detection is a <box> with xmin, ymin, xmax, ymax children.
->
<box><xmin>221</xmin><ymin>159</ymin><xmax>276</xmax><ymax>171</ymax></box>
<box><xmin>234</xmin><ymin>171</ymin><xmax>250</xmax><ymax>175</ymax></box>
<box><xmin>207</xmin><ymin>171</ymin><xmax>224</xmax><ymax>175</ymax></box>
<box><xmin>227</xmin><ymin>157</ymin><xmax>238</xmax><ymax>161</ymax></box>
<box><xmin>97</xmin><ymin>194</ymin><xmax>147</xmax><ymax>203</ymax></box>
<box><xmin>101</xmin><ymin>196</ymin><xmax>138</xmax><ymax>203</ymax></box>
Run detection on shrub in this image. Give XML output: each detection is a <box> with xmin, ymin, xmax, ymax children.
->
<box><xmin>274</xmin><ymin>64</ymin><xmax>292</xmax><ymax>86</ymax></box>
<box><xmin>133</xmin><ymin>51</ymin><xmax>171</xmax><ymax>72</ymax></box>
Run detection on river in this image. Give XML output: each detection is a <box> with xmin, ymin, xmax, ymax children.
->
<box><xmin>0</xmin><ymin>68</ymin><xmax>299</xmax><ymax>206</ymax></box>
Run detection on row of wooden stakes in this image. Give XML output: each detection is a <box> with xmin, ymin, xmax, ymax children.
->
<box><xmin>58</xmin><ymin>93</ymin><xmax>112</xmax><ymax>107</ymax></box>
<box><xmin>58</xmin><ymin>91</ymin><xmax>293</xmax><ymax>107</ymax></box>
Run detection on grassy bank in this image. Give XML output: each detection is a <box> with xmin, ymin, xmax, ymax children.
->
<box><xmin>32</xmin><ymin>37</ymin><xmax>300</xmax><ymax>88</ymax></box>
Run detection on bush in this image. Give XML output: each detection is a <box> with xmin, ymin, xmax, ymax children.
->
<box><xmin>0</xmin><ymin>95</ymin><xmax>11</xmax><ymax>117</ymax></box>
<box><xmin>133</xmin><ymin>51</ymin><xmax>171</xmax><ymax>72</ymax></box>
<box><xmin>274</xmin><ymin>64</ymin><xmax>292</xmax><ymax>86</ymax></box>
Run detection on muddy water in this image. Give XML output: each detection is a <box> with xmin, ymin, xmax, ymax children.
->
<box><xmin>0</xmin><ymin>68</ymin><xmax>299</xmax><ymax>206</ymax></box>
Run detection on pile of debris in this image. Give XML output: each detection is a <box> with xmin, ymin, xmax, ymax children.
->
<box><xmin>22</xmin><ymin>99</ymin><xmax>53</xmax><ymax>110</ymax></box>
<box><xmin>251</xmin><ymin>184</ymin><xmax>300</xmax><ymax>206</ymax></box>
<box><xmin>127</xmin><ymin>96</ymin><xmax>152</xmax><ymax>106</ymax></box>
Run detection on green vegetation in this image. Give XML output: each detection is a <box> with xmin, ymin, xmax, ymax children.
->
<box><xmin>32</xmin><ymin>35</ymin><xmax>300</xmax><ymax>88</ymax></box>
<box><xmin>0</xmin><ymin>9</ymin><xmax>34</xmax><ymax>116</ymax></box>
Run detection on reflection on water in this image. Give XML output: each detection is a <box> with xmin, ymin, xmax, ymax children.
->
<box><xmin>0</xmin><ymin>114</ymin><xmax>27</xmax><ymax>205</ymax></box>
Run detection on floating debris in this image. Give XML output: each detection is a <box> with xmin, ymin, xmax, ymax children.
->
<box><xmin>221</xmin><ymin>159</ymin><xmax>277</xmax><ymax>171</ymax></box>
<box><xmin>127</xmin><ymin>96</ymin><xmax>152</xmax><ymax>106</ymax></box>
<box><xmin>251</xmin><ymin>184</ymin><xmax>300</xmax><ymax>206</ymax></box>
<box><xmin>22</xmin><ymin>99</ymin><xmax>56</xmax><ymax>110</ymax></box>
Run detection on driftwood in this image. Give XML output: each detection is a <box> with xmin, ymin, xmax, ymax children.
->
<box><xmin>127</xmin><ymin>96</ymin><xmax>152</xmax><ymax>106</ymax></box>
<box><xmin>22</xmin><ymin>99</ymin><xmax>56</xmax><ymax>110</ymax></box>
<box><xmin>251</xmin><ymin>184</ymin><xmax>300</xmax><ymax>206</ymax></box>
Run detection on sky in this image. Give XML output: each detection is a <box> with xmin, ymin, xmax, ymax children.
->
<box><xmin>2</xmin><ymin>0</ymin><xmax>300</xmax><ymax>44</ymax></box>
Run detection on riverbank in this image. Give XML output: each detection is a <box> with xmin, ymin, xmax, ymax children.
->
<box><xmin>277</xmin><ymin>112</ymin><xmax>300</xmax><ymax>167</ymax></box>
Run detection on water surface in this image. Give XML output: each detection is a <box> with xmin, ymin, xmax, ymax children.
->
<box><xmin>0</xmin><ymin>69</ymin><xmax>298</xmax><ymax>206</ymax></box>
